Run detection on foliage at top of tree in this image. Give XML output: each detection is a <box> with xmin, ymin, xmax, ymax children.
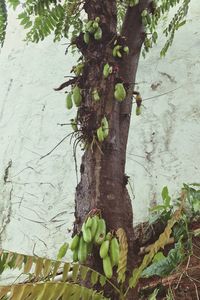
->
<box><xmin>1</xmin><ymin>0</ymin><xmax>191</xmax><ymax>57</ymax></box>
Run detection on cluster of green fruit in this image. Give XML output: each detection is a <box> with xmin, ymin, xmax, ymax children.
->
<box><xmin>96</xmin><ymin>116</ymin><xmax>109</xmax><ymax>143</ymax></box>
<box><xmin>114</xmin><ymin>83</ymin><xmax>126</xmax><ymax>102</ymax></box>
<box><xmin>103</xmin><ymin>63</ymin><xmax>113</xmax><ymax>79</ymax></box>
<box><xmin>83</xmin><ymin>17</ymin><xmax>102</xmax><ymax>44</ymax></box>
<box><xmin>112</xmin><ymin>43</ymin><xmax>129</xmax><ymax>58</ymax></box>
<box><xmin>66</xmin><ymin>85</ymin><xmax>82</xmax><ymax>109</ymax></box>
<box><xmin>70</xmin><ymin>215</ymin><xmax>120</xmax><ymax>279</ymax></box>
<box><xmin>92</xmin><ymin>89</ymin><xmax>101</xmax><ymax>102</ymax></box>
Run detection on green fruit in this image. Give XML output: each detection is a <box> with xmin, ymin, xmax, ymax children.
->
<box><xmin>110</xmin><ymin>237</ymin><xmax>119</xmax><ymax>266</ymax></box>
<box><xmin>83</xmin><ymin>32</ymin><xmax>90</xmax><ymax>44</ymax></box>
<box><xmin>91</xmin><ymin>215</ymin><xmax>99</xmax><ymax>239</ymax></box>
<box><xmin>94</xmin><ymin>27</ymin><xmax>102</xmax><ymax>40</ymax></box>
<box><xmin>112</xmin><ymin>45</ymin><xmax>122</xmax><ymax>57</ymax></box>
<box><xmin>73</xmin><ymin>86</ymin><xmax>82</xmax><ymax>107</ymax></box>
<box><xmin>94</xmin><ymin>218</ymin><xmax>106</xmax><ymax>245</ymax></box>
<box><xmin>100</xmin><ymin>240</ymin><xmax>110</xmax><ymax>259</ymax></box>
<box><xmin>103</xmin><ymin>63</ymin><xmax>110</xmax><ymax>78</ymax></box>
<box><xmin>66</xmin><ymin>93</ymin><xmax>73</xmax><ymax>110</ymax></box>
<box><xmin>123</xmin><ymin>46</ymin><xmax>129</xmax><ymax>54</ymax></box>
<box><xmin>73</xmin><ymin>248</ymin><xmax>79</xmax><ymax>262</ymax></box>
<box><xmin>136</xmin><ymin>106</ymin><xmax>141</xmax><ymax>116</ymax></box>
<box><xmin>106</xmin><ymin>232</ymin><xmax>112</xmax><ymax>241</ymax></box>
<box><xmin>92</xmin><ymin>89</ymin><xmax>100</xmax><ymax>102</ymax></box>
<box><xmin>103</xmin><ymin>255</ymin><xmax>113</xmax><ymax>279</ymax></box>
<box><xmin>114</xmin><ymin>83</ymin><xmax>126</xmax><ymax>102</ymax></box>
<box><xmin>85</xmin><ymin>20</ymin><xmax>93</xmax><ymax>32</ymax></box>
<box><xmin>97</xmin><ymin>127</ymin><xmax>104</xmax><ymax>143</ymax></box>
<box><xmin>116</xmin><ymin>50</ymin><xmax>122</xmax><ymax>58</ymax></box>
<box><xmin>86</xmin><ymin>216</ymin><xmax>93</xmax><ymax>228</ymax></box>
<box><xmin>92</xmin><ymin>21</ymin><xmax>99</xmax><ymax>29</ymax></box>
<box><xmin>70</xmin><ymin>234</ymin><xmax>80</xmax><ymax>251</ymax></box>
<box><xmin>78</xmin><ymin>236</ymin><xmax>88</xmax><ymax>263</ymax></box>
<box><xmin>57</xmin><ymin>242</ymin><xmax>69</xmax><ymax>260</ymax></box>
<box><xmin>82</xmin><ymin>222</ymin><xmax>92</xmax><ymax>243</ymax></box>
<box><xmin>95</xmin><ymin>17</ymin><xmax>100</xmax><ymax>23</ymax></box>
<box><xmin>101</xmin><ymin>116</ymin><xmax>109</xmax><ymax>138</ymax></box>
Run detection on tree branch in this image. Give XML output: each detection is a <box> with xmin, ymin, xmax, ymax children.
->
<box><xmin>54</xmin><ymin>78</ymin><xmax>77</xmax><ymax>91</ymax></box>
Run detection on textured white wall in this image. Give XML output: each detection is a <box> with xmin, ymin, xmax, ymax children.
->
<box><xmin>0</xmin><ymin>2</ymin><xmax>200</xmax><ymax>261</ymax></box>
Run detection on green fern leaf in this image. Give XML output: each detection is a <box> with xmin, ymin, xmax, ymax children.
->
<box><xmin>0</xmin><ymin>0</ymin><xmax>7</xmax><ymax>47</ymax></box>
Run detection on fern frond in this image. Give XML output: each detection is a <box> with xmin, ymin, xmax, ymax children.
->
<box><xmin>160</xmin><ymin>0</ymin><xmax>191</xmax><ymax>57</ymax></box>
<box><xmin>0</xmin><ymin>282</ymin><xmax>109</xmax><ymax>300</ymax></box>
<box><xmin>116</xmin><ymin>0</ymin><xmax>127</xmax><ymax>33</ymax></box>
<box><xmin>142</xmin><ymin>0</ymin><xmax>191</xmax><ymax>57</ymax></box>
<box><xmin>116</xmin><ymin>228</ymin><xmax>128</xmax><ymax>284</ymax></box>
<box><xmin>0</xmin><ymin>250</ymin><xmax>108</xmax><ymax>289</ymax></box>
<box><xmin>14</xmin><ymin>0</ymin><xmax>83</xmax><ymax>43</ymax></box>
<box><xmin>0</xmin><ymin>0</ymin><xmax>7</xmax><ymax>47</ymax></box>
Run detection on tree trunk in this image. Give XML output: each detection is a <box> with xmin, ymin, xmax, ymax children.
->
<box><xmin>73</xmin><ymin>0</ymin><xmax>150</xmax><ymax>298</ymax></box>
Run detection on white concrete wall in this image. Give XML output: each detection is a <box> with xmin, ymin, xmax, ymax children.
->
<box><xmin>0</xmin><ymin>1</ymin><xmax>200</xmax><ymax>260</ymax></box>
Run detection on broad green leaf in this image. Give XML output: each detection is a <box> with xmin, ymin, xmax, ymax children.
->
<box><xmin>142</xmin><ymin>241</ymin><xmax>184</xmax><ymax>278</ymax></box>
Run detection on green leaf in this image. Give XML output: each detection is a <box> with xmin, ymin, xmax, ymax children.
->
<box><xmin>99</xmin><ymin>275</ymin><xmax>106</xmax><ymax>287</ymax></box>
<box><xmin>148</xmin><ymin>288</ymin><xmax>159</xmax><ymax>300</ymax></box>
<box><xmin>150</xmin><ymin>205</ymin><xmax>166</xmax><ymax>212</ymax></box>
<box><xmin>7</xmin><ymin>0</ymin><xmax>20</xmax><ymax>10</ymax></box>
<box><xmin>172</xmin><ymin>220</ymin><xmax>188</xmax><ymax>242</ymax></box>
<box><xmin>91</xmin><ymin>271</ymin><xmax>99</xmax><ymax>286</ymax></box>
<box><xmin>161</xmin><ymin>186</ymin><xmax>171</xmax><ymax>207</ymax></box>
<box><xmin>72</xmin><ymin>263</ymin><xmax>79</xmax><ymax>282</ymax></box>
<box><xmin>152</xmin><ymin>252</ymin><xmax>165</xmax><ymax>263</ymax></box>
<box><xmin>0</xmin><ymin>0</ymin><xmax>7</xmax><ymax>47</ymax></box>
<box><xmin>80</xmin><ymin>265</ymin><xmax>89</xmax><ymax>281</ymax></box>
<box><xmin>142</xmin><ymin>241</ymin><xmax>184</xmax><ymax>278</ymax></box>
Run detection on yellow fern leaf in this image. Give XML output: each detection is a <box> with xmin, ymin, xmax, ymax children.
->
<box><xmin>34</xmin><ymin>258</ymin><xmax>44</xmax><ymax>278</ymax></box>
<box><xmin>43</xmin><ymin>259</ymin><xmax>52</xmax><ymax>277</ymax></box>
<box><xmin>116</xmin><ymin>228</ymin><xmax>128</xmax><ymax>283</ymax></box>
<box><xmin>24</xmin><ymin>256</ymin><xmax>33</xmax><ymax>274</ymax></box>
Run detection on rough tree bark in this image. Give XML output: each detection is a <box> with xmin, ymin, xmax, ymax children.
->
<box><xmin>73</xmin><ymin>0</ymin><xmax>150</xmax><ymax>298</ymax></box>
